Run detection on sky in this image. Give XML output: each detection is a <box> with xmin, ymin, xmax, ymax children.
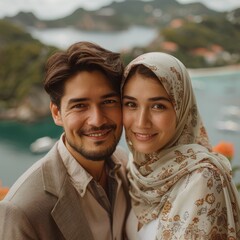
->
<box><xmin>0</xmin><ymin>0</ymin><xmax>240</xmax><ymax>20</ymax></box>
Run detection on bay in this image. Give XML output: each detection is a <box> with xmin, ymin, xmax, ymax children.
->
<box><xmin>28</xmin><ymin>25</ymin><xmax>158</xmax><ymax>51</ymax></box>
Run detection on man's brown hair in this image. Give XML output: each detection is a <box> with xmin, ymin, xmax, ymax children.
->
<box><xmin>44</xmin><ymin>41</ymin><xmax>124</xmax><ymax>108</ymax></box>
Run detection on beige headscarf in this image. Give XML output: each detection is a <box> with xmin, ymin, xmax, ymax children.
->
<box><xmin>123</xmin><ymin>52</ymin><xmax>240</xmax><ymax>239</ymax></box>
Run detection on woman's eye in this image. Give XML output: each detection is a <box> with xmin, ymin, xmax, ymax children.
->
<box><xmin>152</xmin><ymin>104</ymin><xmax>166</xmax><ymax>110</ymax></box>
<box><xmin>124</xmin><ymin>102</ymin><xmax>136</xmax><ymax>108</ymax></box>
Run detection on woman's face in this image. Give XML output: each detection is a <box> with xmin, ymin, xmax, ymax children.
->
<box><xmin>123</xmin><ymin>72</ymin><xmax>177</xmax><ymax>154</ymax></box>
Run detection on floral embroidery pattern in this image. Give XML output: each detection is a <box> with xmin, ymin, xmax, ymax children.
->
<box><xmin>156</xmin><ymin>167</ymin><xmax>238</xmax><ymax>239</ymax></box>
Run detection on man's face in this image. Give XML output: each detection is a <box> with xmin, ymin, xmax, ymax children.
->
<box><xmin>51</xmin><ymin>70</ymin><xmax>122</xmax><ymax>162</ymax></box>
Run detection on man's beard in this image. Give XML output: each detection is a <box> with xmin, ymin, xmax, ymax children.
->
<box><xmin>66</xmin><ymin>125</ymin><xmax>121</xmax><ymax>161</ymax></box>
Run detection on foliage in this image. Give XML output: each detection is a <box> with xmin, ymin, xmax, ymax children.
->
<box><xmin>161</xmin><ymin>21</ymin><xmax>214</xmax><ymax>50</ymax></box>
<box><xmin>200</xmin><ymin>17</ymin><xmax>240</xmax><ymax>53</ymax></box>
<box><xmin>0</xmin><ymin>19</ymin><xmax>33</xmax><ymax>44</ymax></box>
<box><xmin>0</xmin><ymin>20</ymin><xmax>57</xmax><ymax>109</ymax></box>
<box><xmin>123</xmin><ymin>15</ymin><xmax>240</xmax><ymax>68</ymax></box>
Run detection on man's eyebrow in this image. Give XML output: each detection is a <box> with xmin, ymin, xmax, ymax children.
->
<box><xmin>67</xmin><ymin>92</ymin><xmax>119</xmax><ymax>105</ymax></box>
<box><xmin>101</xmin><ymin>92</ymin><xmax>119</xmax><ymax>99</ymax></box>
<box><xmin>68</xmin><ymin>98</ymin><xmax>88</xmax><ymax>105</ymax></box>
<box><xmin>122</xmin><ymin>95</ymin><xmax>171</xmax><ymax>102</ymax></box>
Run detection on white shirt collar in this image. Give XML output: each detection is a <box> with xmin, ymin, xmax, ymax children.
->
<box><xmin>57</xmin><ymin>134</ymin><xmax>92</xmax><ymax>197</ymax></box>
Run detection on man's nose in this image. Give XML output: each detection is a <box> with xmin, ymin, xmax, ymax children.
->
<box><xmin>88</xmin><ymin>106</ymin><xmax>107</xmax><ymax>127</ymax></box>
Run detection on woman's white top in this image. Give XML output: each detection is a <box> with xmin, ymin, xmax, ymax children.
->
<box><xmin>126</xmin><ymin>209</ymin><xmax>158</xmax><ymax>240</ymax></box>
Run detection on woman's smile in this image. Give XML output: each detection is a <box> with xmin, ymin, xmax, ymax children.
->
<box><xmin>133</xmin><ymin>131</ymin><xmax>158</xmax><ymax>141</ymax></box>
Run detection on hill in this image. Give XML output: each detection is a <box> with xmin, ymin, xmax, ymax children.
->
<box><xmin>122</xmin><ymin>15</ymin><xmax>240</xmax><ymax>68</ymax></box>
<box><xmin>0</xmin><ymin>20</ymin><xmax>57</xmax><ymax>121</ymax></box>
<box><xmin>4</xmin><ymin>0</ymin><xmax>224</xmax><ymax>31</ymax></box>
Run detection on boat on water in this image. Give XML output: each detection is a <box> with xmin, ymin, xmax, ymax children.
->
<box><xmin>221</xmin><ymin>106</ymin><xmax>240</xmax><ymax>118</ymax></box>
<box><xmin>30</xmin><ymin>136</ymin><xmax>56</xmax><ymax>154</ymax></box>
<box><xmin>216</xmin><ymin>120</ymin><xmax>240</xmax><ymax>133</ymax></box>
<box><xmin>216</xmin><ymin>105</ymin><xmax>240</xmax><ymax>133</ymax></box>
<box><xmin>192</xmin><ymin>80</ymin><xmax>205</xmax><ymax>91</ymax></box>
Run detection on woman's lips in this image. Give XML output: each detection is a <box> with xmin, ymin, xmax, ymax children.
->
<box><xmin>133</xmin><ymin>132</ymin><xmax>157</xmax><ymax>141</ymax></box>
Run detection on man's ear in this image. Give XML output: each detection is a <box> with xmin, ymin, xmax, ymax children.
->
<box><xmin>50</xmin><ymin>102</ymin><xmax>63</xmax><ymax>126</ymax></box>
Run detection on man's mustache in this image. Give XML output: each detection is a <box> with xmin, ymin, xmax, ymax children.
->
<box><xmin>79</xmin><ymin>124</ymin><xmax>117</xmax><ymax>135</ymax></box>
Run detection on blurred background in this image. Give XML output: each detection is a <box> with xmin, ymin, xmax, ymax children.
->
<box><xmin>0</xmin><ymin>0</ymin><xmax>240</xmax><ymax>193</ymax></box>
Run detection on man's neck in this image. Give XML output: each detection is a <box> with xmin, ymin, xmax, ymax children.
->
<box><xmin>63</xmin><ymin>137</ymin><xmax>108</xmax><ymax>188</ymax></box>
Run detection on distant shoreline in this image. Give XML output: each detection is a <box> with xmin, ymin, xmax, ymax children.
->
<box><xmin>188</xmin><ymin>64</ymin><xmax>240</xmax><ymax>77</ymax></box>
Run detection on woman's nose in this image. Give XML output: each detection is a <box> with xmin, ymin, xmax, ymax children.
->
<box><xmin>136</xmin><ymin>108</ymin><xmax>151</xmax><ymax>128</ymax></box>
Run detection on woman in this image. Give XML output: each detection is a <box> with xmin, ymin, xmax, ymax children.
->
<box><xmin>122</xmin><ymin>52</ymin><xmax>240</xmax><ymax>239</ymax></box>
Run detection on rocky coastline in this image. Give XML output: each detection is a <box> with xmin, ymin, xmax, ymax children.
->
<box><xmin>0</xmin><ymin>88</ymin><xmax>50</xmax><ymax>123</ymax></box>
<box><xmin>188</xmin><ymin>64</ymin><xmax>240</xmax><ymax>77</ymax></box>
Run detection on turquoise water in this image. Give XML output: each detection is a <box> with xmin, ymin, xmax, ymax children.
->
<box><xmin>0</xmin><ymin>69</ymin><xmax>240</xmax><ymax>187</ymax></box>
<box><xmin>190</xmin><ymin>70</ymin><xmax>240</xmax><ymax>186</ymax></box>
<box><xmin>0</xmin><ymin>117</ymin><xmax>62</xmax><ymax>186</ymax></box>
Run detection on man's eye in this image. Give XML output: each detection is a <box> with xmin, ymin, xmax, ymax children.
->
<box><xmin>72</xmin><ymin>104</ymin><xmax>86</xmax><ymax>109</ymax></box>
<box><xmin>103</xmin><ymin>99</ymin><xmax>119</xmax><ymax>106</ymax></box>
<box><xmin>104</xmin><ymin>99</ymin><xmax>116</xmax><ymax>104</ymax></box>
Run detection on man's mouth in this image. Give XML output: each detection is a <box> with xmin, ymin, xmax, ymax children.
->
<box><xmin>86</xmin><ymin>129</ymin><xmax>111</xmax><ymax>137</ymax></box>
<box><xmin>81</xmin><ymin>125</ymin><xmax>116</xmax><ymax>141</ymax></box>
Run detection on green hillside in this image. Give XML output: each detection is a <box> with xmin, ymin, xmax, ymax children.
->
<box><xmin>122</xmin><ymin>15</ymin><xmax>240</xmax><ymax>68</ymax></box>
<box><xmin>4</xmin><ymin>0</ymin><xmax>223</xmax><ymax>31</ymax></box>
<box><xmin>0</xmin><ymin>20</ymin><xmax>57</xmax><ymax>111</ymax></box>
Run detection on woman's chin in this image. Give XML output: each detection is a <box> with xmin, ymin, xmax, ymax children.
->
<box><xmin>133</xmin><ymin>145</ymin><xmax>157</xmax><ymax>154</ymax></box>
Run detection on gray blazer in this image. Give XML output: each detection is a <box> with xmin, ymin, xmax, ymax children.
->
<box><xmin>0</xmin><ymin>143</ymin><xmax>129</xmax><ymax>240</ymax></box>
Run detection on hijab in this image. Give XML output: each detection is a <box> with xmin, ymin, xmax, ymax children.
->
<box><xmin>122</xmin><ymin>52</ymin><xmax>240</xmax><ymax>238</ymax></box>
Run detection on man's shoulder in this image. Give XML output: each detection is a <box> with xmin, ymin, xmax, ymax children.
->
<box><xmin>3</xmin><ymin>143</ymin><xmax>63</xmax><ymax>206</ymax></box>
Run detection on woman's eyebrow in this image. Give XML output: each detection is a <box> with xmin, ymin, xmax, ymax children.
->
<box><xmin>122</xmin><ymin>95</ymin><xmax>135</xmax><ymax>100</ymax></box>
<box><xmin>148</xmin><ymin>96</ymin><xmax>171</xmax><ymax>102</ymax></box>
<box><xmin>122</xmin><ymin>95</ymin><xmax>170</xmax><ymax>102</ymax></box>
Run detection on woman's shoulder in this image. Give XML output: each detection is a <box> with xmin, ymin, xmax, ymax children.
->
<box><xmin>170</xmin><ymin>165</ymin><xmax>227</xmax><ymax>197</ymax></box>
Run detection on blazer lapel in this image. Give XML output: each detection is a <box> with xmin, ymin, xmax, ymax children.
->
<box><xmin>42</xmin><ymin>144</ymin><xmax>94</xmax><ymax>240</ymax></box>
<box><xmin>51</xmin><ymin>177</ymin><xmax>94</xmax><ymax>240</ymax></box>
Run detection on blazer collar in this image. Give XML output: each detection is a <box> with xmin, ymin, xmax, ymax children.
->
<box><xmin>41</xmin><ymin>143</ymin><xmax>94</xmax><ymax>240</ymax></box>
<box><xmin>51</xmin><ymin>175</ymin><xmax>94</xmax><ymax>240</ymax></box>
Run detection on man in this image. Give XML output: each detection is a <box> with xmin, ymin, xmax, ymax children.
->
<box><xmin>0</xmin><ymin>41</ymin><xmax>129</xmax><ymax>240</ymax></box>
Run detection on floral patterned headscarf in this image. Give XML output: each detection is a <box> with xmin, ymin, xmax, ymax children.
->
<box><xmin>122</xmin><ymin>52</ymin><xmax>240</xmax><ymax>239</ymax></box>
<box><xmin>122</xmin><ymin>52</ymin><xmax>211</xmax><ymax>152</ymax></box>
